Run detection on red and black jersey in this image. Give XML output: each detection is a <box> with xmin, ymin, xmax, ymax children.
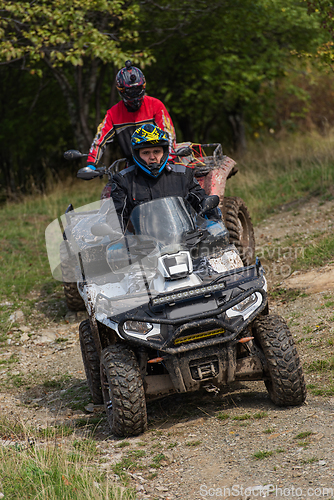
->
<box><xmin>87</xmin><ymin>96</ymin><xmax>176</xmax><ymax>165</ymax></box>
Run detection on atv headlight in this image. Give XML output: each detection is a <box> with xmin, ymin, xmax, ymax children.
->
<box><xmin>226</xmin><ymin>292</ymin><xmax>262</xmax><ymax>320</ymax></box>
<box><xmin>123</xmin><ymin>321</ymin><xmax>153</xmax><ymax>335</ymax></box>
<box><xmin>231</xmin><ymin>293</ymin><xmax>257</xmax><ymax>313</ymax></box>
<box><xmin>152</xmin><ymin>282</ymin><xmax>225</xmax><ymax>306</ymax></box>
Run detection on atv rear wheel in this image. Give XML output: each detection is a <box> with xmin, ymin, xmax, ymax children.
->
<box><xmin>100</xmin><ymin>344</ymin><xmax>147</xmax><ymax>437</ymax></box>
<box><xmin>79</xmin><ymin>320</ymin><xmax>103</xmax><ymax>404</ymax></box>
<box><xmin>60</xmin><ymin>241</ymin><xmax>85</xmax><ymax>311</ymax></box>
<box><xmin>252</xmin><ymin>314</ymin><xmax>306</xmax><ymax>406</ymax></box>
<box><xmin>222</xmin><ymin>196</ymin><xmax>255</xmax><ymax>266</ymax></box>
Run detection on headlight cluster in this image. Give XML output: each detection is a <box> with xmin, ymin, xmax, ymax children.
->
<box><xmin>123</xmin><ymin>321</ymin><xmax>153</xmax><ymax>335</ymax></box>
<box><xmin>152</xmin><ymin>282</ymin><xmax>225</xmax><ymax>306</ymax></box>
<box><xmin>231</xmin><ymin>293</ymin><xmax>257</xmax><ymax>313</ymax></box>
<box><xmin>226</xmin><ymin>292</ymin><xmax>262</xmax><ymax>320</ymax></box>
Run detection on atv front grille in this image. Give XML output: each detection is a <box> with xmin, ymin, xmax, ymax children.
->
<box><xmin>174</xmin><ymin>327</ymin><xmax>224</xmax><ymax>345</ymax></box>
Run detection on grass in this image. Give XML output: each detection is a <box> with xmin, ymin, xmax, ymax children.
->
<box><xmin>296</xmin><ymin>235</ymin><xmax>334</xmax><ymax>269</ymax></box>
<box><xmin>112</xmin><ymin>449</ymin><xmax>148</xmax><ymax>482</ymax></box>
<box><xmin>306</xmin><ymin>357</ymin><xmax>334</xmax><ymax>372</ymax></box>
<box><xmin>0</xmin><ymin>353</ymin><xmax>18</xmax><ymax>366</ymax></box>
<box><xmin>0</xmin><ymin>177</ymin><xmax>104</xmax><ymax>305</ymax></box>
<box><xmin>167</xmin><ymin>442</ymin><xmax>178</xmax><ymax>449</ymax></box>
<box><xmin>227</xmin><ymin>129</ymin><xmax>334</xmax><ymax>224</ymax></box>
<box><xmin>0</xmin><ymin>417</ymin><xmax>134</xmax><ymax>500</ymax></box>
<box><xmin>270</xmin><ymin>287</ymin><xmax>309</xmax><ymax>302</ymax></box>
<box><xmin>253</xmin><ymin>450</ymin><xmax>274</xmax><ymax>459</ymax></box>
<box><xmin>1</xmin><ymin>444</ymin><xmax>134</xmax><ymax>500</ymax></box>
<box><xmin>149</xmin><ymin>453</ymin><xmax>168</xmax><ymax>469</ymax></box>
<box><xmin>185</xmin><ymin>440</ymin><xmax>201</xmax><ymax>447</ymax></box>
<box><xmin>306</xmin><ymin>381</ymin><xmax>334</xmax><ymax>396</ymax></box>
<box><xmin>301</xmin><ymin>457</ymin><xmax>318</xmax><ymax>464</ymax></box>
<box><xmin>294</xmin><ymin>431</ymin><xmax>313</xmax><ymax>440</ymax></box>
<box><xmin>116</xmin><ymin>441</ymin><xmax>131</xmax><ymax>449</ymax></box>
<box><xmin>232</xmin><ymin>413</ymin><xmax>252</xmax><ymax>421</ymax></box>
<box><xmin>253</xmin><ymin>411</ymin><xmax>268</xmax><ymax>419</ymax></box>
<box><xmin>216</xmin><ymin>411</ymin><xmax>268</xmax><ymax>422</ymax></box>
<box><xmin>216</xmin><ymin>412</ymin><xmax>229</xmax><ymax>421</ymax></box>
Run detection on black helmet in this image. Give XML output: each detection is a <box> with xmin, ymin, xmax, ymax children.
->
<box><xmin>131</xmin><ymin>124</ymin><xmax>169</xmax><ymax>177</ymax></box>
<box><xmin>116</xmin><ymin>60</ymin><xmax>146</xmax><ymax>111</ymax></box>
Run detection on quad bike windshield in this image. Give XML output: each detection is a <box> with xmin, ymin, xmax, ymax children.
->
<box><xmin>128</xmin><ymin>196</ymin><xmax>229</xmax><ymax>259</ymax></box>
<box><xmin>128</xmin><ymin>196</ymin><xmax>195</xmax><ymax>248</ymax></box>
<box><xmin>45</xmin><ymin>196</ymin><xmax>232</xmax><ymax>320</ymax></box>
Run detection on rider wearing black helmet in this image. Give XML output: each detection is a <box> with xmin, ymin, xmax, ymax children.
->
<box><xmin>116</xmin><ymin>60</ymin><xmax>146</xmax><ymax>112</ymax></box>
<box><xmin>109</xmin><ymin>124</ymin><xmax>219</xmax><ymax>230</ymax></box>
<box><xmin>87</xmin><ymin>60</ymin><xmax>176</xmax><ymax>188</ymax></box>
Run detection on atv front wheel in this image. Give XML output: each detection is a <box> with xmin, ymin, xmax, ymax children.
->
<box><xmin>60</xmin><ymin>241</ymin><xmax>85</xmax><ymax>311</ymax></box>
<box><xmin>100</xmin><ymin>344</ymin><xmax>147</xmax><ymax>437</ymax></box>
<box><xmin>223</xmin><ymin>196</ymin><xmax>255</xmax><ymax>266</ymax></box>
<box><xmin>252</xmin><ymin>314</ymin><xmax>306</xmax><ymax>406</ymax></box>
<box><xmin>79</xmin><ymin>320</ymin><xmax>103</xmax><ymax>404</ymax></box>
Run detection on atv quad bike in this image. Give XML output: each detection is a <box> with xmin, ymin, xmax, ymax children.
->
<box><xmin>45</xmin><ymin>181</ymin><xmax>306</xmax><ymax>438</ymax></box>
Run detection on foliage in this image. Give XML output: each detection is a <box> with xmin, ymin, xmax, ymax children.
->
<box><xmin>0</xmin><ymin>0</ymin><xmax>152</xmax><ymax>152</ymax></box>
<box><xmin>307</xmin><ymin>0</ymin><xmax>334</xmax><ymax>65</ymax></box>
<box><xmin>0</xmin><ymin>63</ymin><xmax>72</xmax><ymax>201</ymax></box>
<box><xmin>0</xmin><ymin>0</ymin><xmax>139</xmax><ymax>67</ymax></box>
<box><xmin>0</xmin><ymin>0</ymin><xmax>331</xmax><ymax>196</ymax></box>
<box><xmin>141</xmin><ymin>0</ymin><xmax>324</xmax><ymax>148</ymax></box>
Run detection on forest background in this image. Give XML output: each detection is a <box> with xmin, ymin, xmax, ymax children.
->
<box><xmin>1</xmin><ymin>0</ymin><xmax>334</xmax><ymax>202</ymax></box>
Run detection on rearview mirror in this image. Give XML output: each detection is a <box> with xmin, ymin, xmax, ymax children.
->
<box><xmin>199</xmin><ymin>195</ymin><xmax>219</xmax><ymax>215</ymax></box>
<box><xmin>77</xmin><ymin>167</ymin><xmax>101</xmax><ymax>181</ymax></box>
<box><xmin>64</xmin><ymin>149</ymin><xmax>87</xmax><ymax>160</ymax></box>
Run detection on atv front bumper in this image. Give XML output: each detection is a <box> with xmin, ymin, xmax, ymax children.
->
<box><xmin>102</xmin><ymin>263</ymin><xmax>267</xmax><ymax>354</ymax></box>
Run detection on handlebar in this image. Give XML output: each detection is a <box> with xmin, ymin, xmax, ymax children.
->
<box><xmin>63</xmin><ymin>149</ymin><xmax>127</xmax><ymax>181</ymax></box>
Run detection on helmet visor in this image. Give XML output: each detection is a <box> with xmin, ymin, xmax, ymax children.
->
<box><xmin>119</xmin><ymin>85</ymin><xmax>145</xmax><ymax>98</ymax></box>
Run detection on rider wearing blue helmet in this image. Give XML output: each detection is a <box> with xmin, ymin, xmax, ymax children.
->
<box><xmin>131</xmin><ymin>123</ymin><xmax>170</xmax><ymax>178</ymax></box>
<box><xmin>109</xmin><ymin>124</ymin><xmax>219</xmax><ymax>229</ymax></box>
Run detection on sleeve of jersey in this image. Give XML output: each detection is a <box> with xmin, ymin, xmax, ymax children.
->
<box><xmin>154</xmin><ymin>102</ymin><xmax>176</xmax><ymax>154</ymax></box>
<box><xmin>87</xmin><ymin>111</ymin><xmax>116</xmax><ymax>165</ymax></box>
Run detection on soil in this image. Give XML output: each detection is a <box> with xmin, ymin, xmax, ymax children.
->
<box><xmin>1</xmin><ymin>196</ymin><xmax>334</xmax><ymax>500</ymax></box>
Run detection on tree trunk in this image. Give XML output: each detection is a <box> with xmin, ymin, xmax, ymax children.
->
<box><xmin>177</xmin><ymin>115</ymin><xmax>194</xmax><ymax>142</ymax></box>
<box><xmin>228</xmin><ymin>110</ymin><xmax>247</xmax><ymax>155</ymax></box>
<box><xmin>44</xmin><ymin>58</ymin><xmax>100</xmax><ymax>153</ymax></box>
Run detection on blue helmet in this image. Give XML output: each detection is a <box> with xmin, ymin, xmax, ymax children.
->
<box><xmin>131</xmin><ymin>124</ymin><xmax>169</xmax><ymax>177</ymax></box>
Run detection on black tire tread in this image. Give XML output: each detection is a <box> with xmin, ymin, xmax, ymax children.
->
<box><xmin>222</xmin><ymin>196</ymin><xmax>255</xmax><ymax>266</ymax></box>
<box><xmin>253</xmin><ymin>314</ymin><xmax>306</xmax><ymax>406</ymax></box>
<box><xmin>79</xmin><ymin>319</ymin><xmax>103</xmax><ymax>404</ymax></box>
<box><xmin>100</xmin><ymin>344</ymin><xmax>147</xmax><ymax>437</ymax></box>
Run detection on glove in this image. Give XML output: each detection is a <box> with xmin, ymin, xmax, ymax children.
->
<box><xmin>199</xmin><ymin>195</ymin><xmax>220</xmax><ymax>216</ymax></box>
<box><xmin>203</xmin><ymin>206</ymin><xmax>222</xmax><ymax>220</ymax></box>
<box><xmin>86</xmin><ymin>163</ymin><xmax>96</xmax><ymax>170</ymax></box>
